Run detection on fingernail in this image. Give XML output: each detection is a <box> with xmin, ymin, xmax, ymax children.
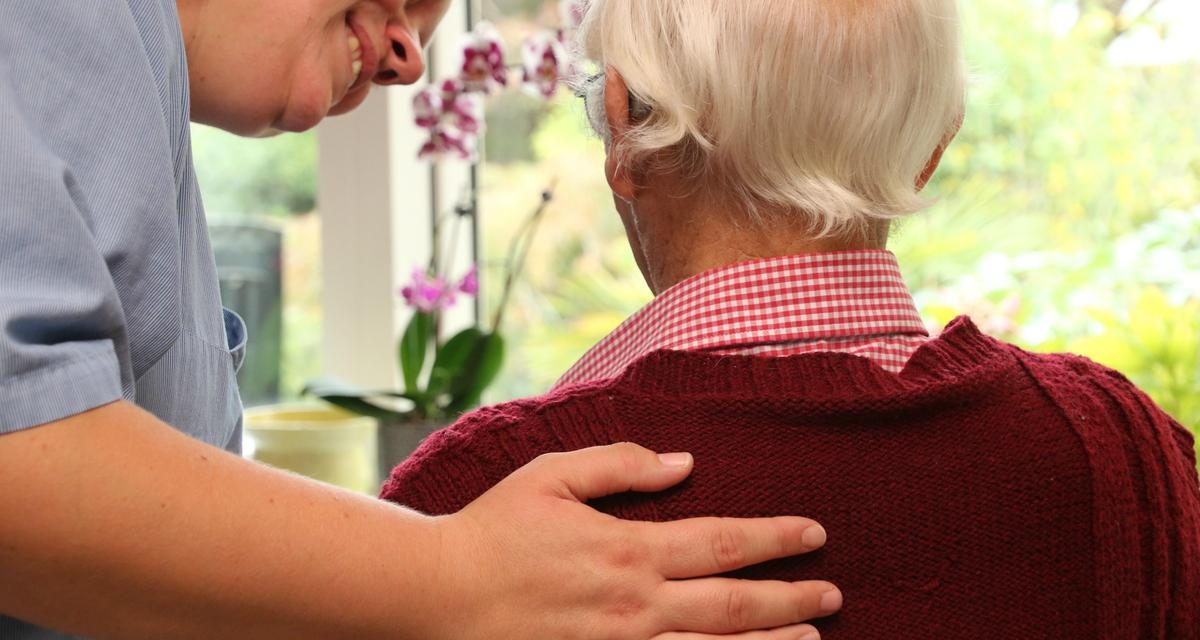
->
<box><xmin>802</xmin><ymin>524</ymin><xmax>827</xmax><ymax>548</ymax></box>
<box><xmin>798</xmin><ymin>628</ymin><xmax>821</xmax><ymax>640</ymax></box>
<box><xmin>820</xmin><ymin>587</ymin><xmax>843</xmax><ymax>613</ymax></box>
<box><xmin>657</xmin><ymin>452</ymin><xmax>693</xmax><ymax>467</ymax></box>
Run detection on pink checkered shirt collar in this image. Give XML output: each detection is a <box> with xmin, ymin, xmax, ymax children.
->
<box><xmin>554</xmin><ymin>250</ymin><xmax>929</xmax><ymax>389</ymax></box>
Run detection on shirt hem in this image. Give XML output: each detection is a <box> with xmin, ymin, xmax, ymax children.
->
<box><xmin>0</xmin><ymin>345</ymin><xmax>125</xmax><ymax>434</ymax></box>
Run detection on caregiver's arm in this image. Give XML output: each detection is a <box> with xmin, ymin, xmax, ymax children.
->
<box><xmin>0</xmin><ymin>401</ymin><xmax>838</xmax><ymax>640</ymax></box>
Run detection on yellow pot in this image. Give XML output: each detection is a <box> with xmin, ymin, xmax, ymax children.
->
<box><xmin>245</xmin><ymin>405</ymin><xmax>379</xmax><ymax>494</ymax></box>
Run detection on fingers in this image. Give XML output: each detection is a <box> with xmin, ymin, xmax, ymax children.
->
<box><xmin>655</xmin><ymin>579</ymin><xmax>842</xmax><ymax>635</ymax></box>
<box><xmin>641</xmin><ymin>516</ymin><xmax>827</xmax><ymax>578</ymax></box>
<box><xmin>520</xmin><ymin>443</ymin><xmax>694</xmax><ymax>501</ymax></box>
<box><xmin>655</xmin><ymin>624</ymin><xmax>822</xmax><ymax>640</ymax></box>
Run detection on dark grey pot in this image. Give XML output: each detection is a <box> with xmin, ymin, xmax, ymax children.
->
<box><xmin>377</xmin><ymin>419</ymin><xmax>451</xmax><ymax>484</ymax></box>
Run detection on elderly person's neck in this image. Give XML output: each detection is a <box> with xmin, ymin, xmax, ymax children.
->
<box><xmin>620</xmin><ymin>189</ymin><xmax>889</xmax><ymax>296</ymax></box>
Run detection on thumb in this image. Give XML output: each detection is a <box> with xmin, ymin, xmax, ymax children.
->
<box><xmin>525</xmin><ymin>443</ymin><xmax>694</xmax><ymax>502</ymax></box>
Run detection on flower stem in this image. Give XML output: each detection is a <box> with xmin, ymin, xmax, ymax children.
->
<box><xmin>491</xmin><ymin>179</ymin><xmax>556</xmax><ymax>333</ymax></box>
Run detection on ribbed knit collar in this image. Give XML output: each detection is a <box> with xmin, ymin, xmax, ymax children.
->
<box><xmin>600</xmin><ymin>316</ymin><xmax>1014</xmax><ymax>406</ymax></box>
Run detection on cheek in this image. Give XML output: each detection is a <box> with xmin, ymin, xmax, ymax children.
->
<box><xmin>193</xmin><ymin>67</ymin><xmax>291</xmax><ymax>136</ymax></box>
<box><xmin>275</xmin><ymin>92</ymin><xmax>333</xmax><ymax>132</ymax></box>
<box><xmin>273</xmin><ymin>48</ymin><xmax>340</xmax><ymax>131</ymax></box>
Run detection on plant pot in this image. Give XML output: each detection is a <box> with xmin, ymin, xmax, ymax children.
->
<box><xmin>377</xmin><ymin>419</ymin><xmax>452</xmax><ymax>484</ymax></box>
<box><xmin>245</xmin><ymin>404</ymin><xmax>379</xmax><ymax>494</ymax></box>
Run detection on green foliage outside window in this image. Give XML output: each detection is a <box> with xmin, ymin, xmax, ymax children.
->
<box><xmin>192</xmin><ymin>125</ymin><xmax>318</xmax><ymax>218</ymax></box>
<box><xmin>189</xmin><ymin>0</ymin><xmax>1200</xmax><ymax>463</ymax></box>
<box><xmin>477</xmin><ymin>0</ymin><xmax>1200</xmax><ymax>463</ymax></box>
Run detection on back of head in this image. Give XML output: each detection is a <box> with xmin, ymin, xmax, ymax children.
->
<box><xmin>579</xmin><ymin>0</ymin><xmax>966</xmax><ymax>235</ymax></box>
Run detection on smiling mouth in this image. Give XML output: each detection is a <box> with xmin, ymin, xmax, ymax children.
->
<box><xmin>344</xmin><ymin>13</ymin><xmax>379</xmax><ymax>94</ymax></box>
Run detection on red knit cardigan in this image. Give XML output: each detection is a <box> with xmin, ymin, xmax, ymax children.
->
<box><xmin>381</xmin><ymin>318</ymin><xmax>1200</xmax><ymax>639</ymax></box>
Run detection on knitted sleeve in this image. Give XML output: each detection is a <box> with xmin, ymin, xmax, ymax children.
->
<box><xmin>1015</xmin><ymin>350</ymin><xmax>1200</xmax><ymax>640</ymax></box>
<box><xmin>378</xmin><ymin>399</ymin><xmax>565</xmax><ymax>516</ymax></box>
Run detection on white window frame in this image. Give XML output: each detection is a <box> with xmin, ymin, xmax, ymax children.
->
<box><xmin>316</xmin><ymin>1</ymin><xmax>478</xmax><ymax>389</ymax></box>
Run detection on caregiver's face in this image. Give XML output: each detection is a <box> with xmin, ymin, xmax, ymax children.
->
<box><xmin>185</xmin><ymin>0</ymin><xmax>450</xmax><ymax>135</ymax></box>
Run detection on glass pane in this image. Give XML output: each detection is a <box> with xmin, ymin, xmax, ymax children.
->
<box><xmin>475</xmin><ymin>0</ymin><xmax>1200</xmax><ymax>451</ymax></box>
<box><xmin>191</xmin><ymin>125</ymin><xmax>322</xmax><ymax>406</ymax></box>
<box><xmin>477</xmin><ymin>2</ymin><xmax>644</xmax><ymax>400</ymax></box>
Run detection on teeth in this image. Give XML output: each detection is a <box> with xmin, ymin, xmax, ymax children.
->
<box><xmin>347</xmin><ymin>31</ymin><xmax>364</xmax><ymax>89</ymax></box>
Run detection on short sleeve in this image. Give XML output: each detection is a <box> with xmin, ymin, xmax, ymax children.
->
<box><xmin>0</xmin><ymin>8</ymin><xmax>131</xmax><ymax>433</ymax></box>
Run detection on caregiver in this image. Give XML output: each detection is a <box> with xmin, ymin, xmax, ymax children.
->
<box><xmin>0</xmin><ymin>1</ymin><xmax>840</xmax><ymax>638</ymax></box>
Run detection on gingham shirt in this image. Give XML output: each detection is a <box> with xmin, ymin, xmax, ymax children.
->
<box><xmin>555</xmin><ymin>250</ymin><xmax>929</xmax><ymax>389</ymax></box>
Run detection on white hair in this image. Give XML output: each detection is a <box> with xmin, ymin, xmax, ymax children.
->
<box><xmin>578</xmin><ymin>0</ymin><xmax>966</xmax><ymax>235</ymax></box>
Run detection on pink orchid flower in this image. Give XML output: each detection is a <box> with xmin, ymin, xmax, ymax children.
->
<box><xmin>521</xmin><ymin>33</ymin><xmax>569</xmax><ymax>99</ymax></box>
<box><xmin>418</xmin><ymin>127</ymin><xmax>478</xmax><ymax>163</ymax></box>
<box><xmin>413</xmin><ymin>86</ymin><xmax>444</xmax><ymax>130</ymax></box>
<box><xmin>447</xmin><ymin>92</ymin><xmax>485</xmax><ymax>134</ymax></box>
<box><xmin>460</xmin><ymin>23</ymin><xmax>508</xmax><ymax>94</ymax></box>
<box><xmin>401</xmin><ymin>268</ymin><xmax>459</xmax><ymax>313</ymax></box>
<box><xmin>458</xmin><ymin>264</ymin><xmax>479</xmax><ymax>296</ymax></box>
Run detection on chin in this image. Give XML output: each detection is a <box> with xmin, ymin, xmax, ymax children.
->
<box><xmin>195</xmin><ymin>111</ymin><xmax>277</xmax><ymax>138</ymax></box>
<box><xmin>274</xmin><ymin>103</ymin><xmax>332</xmax><ymax>133</ymax></box>
<box><xmin>329</xmin><ymin>86</ymin><xmax>372</xmax><ymax>117</ymax></box>
<box><xmin>271</xmin><ymin>86</ymin><xmax>372</xmax><ymax>132</ymax></box>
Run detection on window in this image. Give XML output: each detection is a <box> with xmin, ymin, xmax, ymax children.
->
<box><xmin>472</xmin><ymin>0</ymin><xmax>1200</xmax><ymax>449</ymax></box>
<box><xmin>191</xmin><ymin>126</ymin><xmax>322</xmax><ymax>407</ymax></box>
<box><xmin>477</xmin><ymin>2</ymin><xmax>647</xmax><ymax>400</ymax></box>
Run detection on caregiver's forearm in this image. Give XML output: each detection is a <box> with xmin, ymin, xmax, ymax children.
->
<box><xmin>0</xmin><ymin>401</ymin><xmax>445</xmax><ymax>639</ymax></box>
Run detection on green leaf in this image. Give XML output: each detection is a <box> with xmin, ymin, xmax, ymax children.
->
<box><xmin>398</xmin><ymin>312</ymin><xmax>435</xmax><ymax>395</ymax></box>
<box><xmin>320</xmin><ymin>395</ymin><xmax>411</xmax><ymax>423</ymax></box>
<box><xmin>303</xmin><ymin>376</ymin><xmax>413</xmax><ymax>422</ymax></box>
<box><xmin>427</xmin><ymin>327</ymin><xmax>485</xmax><ymax>398</ymax></box>
<box><xmin>447</xmin><ymin>333</ymin><xmax>507</xmax><ymax>414</ymax></box>
<box><xmin>303</xmin><ymin>375</ymin><xmax>369</xmax><ymax>399</ymax></box>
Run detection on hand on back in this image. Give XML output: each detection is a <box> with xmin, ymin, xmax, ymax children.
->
<box><xmin>426</xmin><ymin>443</ymin><xmax>841</xmax><ymax>639</ymax></box>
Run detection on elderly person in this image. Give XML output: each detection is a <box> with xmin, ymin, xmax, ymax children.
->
<box><xmin>0</xmin><ymin>1</ymin><xmax>841</xmax><ymax>638</ymax></box>
<box><xmin>383</xmin><ymin>0</ymin><xmax>1200</xmax><ymax>637</ymax></box>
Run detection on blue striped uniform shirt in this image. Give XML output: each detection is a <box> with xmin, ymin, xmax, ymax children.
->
<box><xmin>0</xmin><ymin>1</ymin><xmax>244</xmax><ymax>636</ymax></box>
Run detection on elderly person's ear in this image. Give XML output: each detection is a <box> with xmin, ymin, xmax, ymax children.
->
<box><xmin>916</xmin><ymin>117</ymin><xmax>964</xmax><ymax>191</ymax></box>
<box><xmin>603</xmin><ymin>68</ymin><xmax>638</xmax><ymax>203</ymax></box>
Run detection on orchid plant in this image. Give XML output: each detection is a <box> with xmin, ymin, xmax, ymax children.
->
<box><xmin>309</xmin><ymin>4</ymin><xmax>582</xmax><ymax>422</ymax></box>
<box><xmin>310</xmin><ymin>185</ymin><xmax>555</xmax><ymax>423</ymax></box>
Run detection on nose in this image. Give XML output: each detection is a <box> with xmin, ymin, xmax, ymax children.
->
<box><xmin>374</xmin><ymin>22</ymin><xmax>425</xmax><ymax>85</ymax></box>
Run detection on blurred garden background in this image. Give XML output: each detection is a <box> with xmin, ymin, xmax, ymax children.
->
<box><xmin>193</xmin><ymin>0</ymin><xmax>1199</xmax><ymax>457</ymax></box>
